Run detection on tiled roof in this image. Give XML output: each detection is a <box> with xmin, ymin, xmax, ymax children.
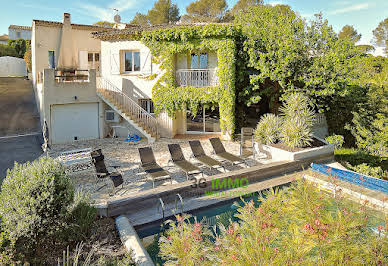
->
<box><xmin>33</xmin><ymin>20</ymin><xmax>109</xmax><ymax>31</ymax></box>
<box><xmin>8</xmin><ymin>25</ymin><xmax>32</xmax><ymax>30</ymax></box>
<box><xmin>92</xmin><ymin>23</ymin><xmax>231</xmax><ymax>41</ymax></box>
<box><xmin>0</xmin><ymin>34</ymin><xmax>8</xmax><ymax>41</ymax></box>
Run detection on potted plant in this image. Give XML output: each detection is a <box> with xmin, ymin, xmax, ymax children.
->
<box><xmin>254</xmin><ymin>93</ymin><xmax>334</xmax><ymax>161</ymax></box>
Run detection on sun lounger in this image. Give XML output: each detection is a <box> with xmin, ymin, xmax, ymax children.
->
<box><xmin>189</xmin><ymin>140</ymin><xmax>225</xmax><ymax>172</ymax></box>
<box><xmin>209</xmin><ymin>137</ymin><xmax>247</xmax><ymax>166</ymax></box>
<box><xmin>138</xmin><ymin>147</ymin><xmax>172</xmax><ymax>188</ymax></box>
<box><xmin>91</xmin><ymin>149</ymin><xmax>124</xmax><ymax>195</ymax></box>
<box><xmin>168</xmin><ymin>144</ymin><xmax>203</xmax><ymax>180</ymax></box>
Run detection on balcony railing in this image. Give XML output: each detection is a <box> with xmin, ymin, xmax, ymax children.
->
<box><xmin>54</xmin><ymin>70</ymin><xmax>90</xmax><ymax>82</ymax></box>
<box><xmin>176</xmin><ymin>69</ymin><xmax>219</xmax><ymax>87</ymax></box>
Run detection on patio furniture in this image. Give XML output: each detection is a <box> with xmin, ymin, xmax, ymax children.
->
<box><xmin>189</xmin><ymin>140</ymin><xmax>225</xmax><ymax>172</ymax></box>
<box><xmin>58</xmin><ymin>147</ymin><xmax>93</xmax><ymax>174</ymax></box>
<box><xmin>138</xmin><ymin>147</ymin><xmax>172</xmax><ymax>188</ymax></box>
<box><xmin>240</xmin><ymin>127</ymin><xmax>255</xmax><ymax>159</ymax></box>
<box><xmin>91</xmin><ymin>149</ymin><xmax>124</xmax><ymax>195</ymax></box>
<box><xmin>167</xmin><ymin>144</ymin><xmax>203</xmax><ymax>180</ymax></box>
<box><xmin>209</xmin><ymin>137</ymin><xmax>247</xmax><ymax>166</ymax></box>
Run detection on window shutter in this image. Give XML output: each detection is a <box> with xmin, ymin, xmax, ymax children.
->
<box><xmin>110</xmin><ymin>52</ymin><xmax>120</xmax><ymax>74</ymax></box>
<box><xmin>141</xmin><ymin>50</ymin><xmax>152</xmax><ymax>75</ymax></box>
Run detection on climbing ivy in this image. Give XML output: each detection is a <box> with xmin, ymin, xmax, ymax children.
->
<box><xmin>137</xmin><ymin>24</ymin><xmax>237</xmax><ymax>137</ymax></box>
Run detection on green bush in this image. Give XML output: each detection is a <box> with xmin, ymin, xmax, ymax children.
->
<box><xmin>0</xmin><ymin>157</ymin><xmax>96</xmax><ymax>262</ymax></box>
<box><xmin>254</xmin><ymin>113</ymin><xmax>282</xmax><ymax>144</ymax></box>
<box><xmin>325</xmin><ymin>134</ymin><xmax>345</xmax><ymax>149</ymax></box>
<box><xmin>335</xmin><ymin>148</ymin><xmax>388</xmax><ymax>180</ymax></box>
<box><xmin>0</xmin><ymin>157</ymin><xmax>73</xmax><ymax>259</ymax></box>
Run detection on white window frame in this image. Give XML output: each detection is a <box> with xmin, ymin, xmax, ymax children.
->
<box><xmin>121</xmin><ymin>50</ymin><xmax>141</xmax><ymax>73</ymax></box>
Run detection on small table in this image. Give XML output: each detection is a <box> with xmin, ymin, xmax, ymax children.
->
<box><xmin>111</xmin><ymin>125</ymin><xmax>130</xmax><ymax>138</ymax></box>
<box><xmin>58</xmin><ymin>148</ymin><xmax>94</xmax><ymax>174</ymax></box>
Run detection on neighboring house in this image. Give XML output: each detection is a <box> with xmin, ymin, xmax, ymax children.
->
<box><xmin>93</xmin><ymin>24</ymin><xmax>234</xmax><ymax>139</ymax></box>
<box><xmin>8</xmin><ymin>25</ymin><xmax>32</xmax><ymax>40</ymax></box>
<box><xmin>31</xmin><ymin>13</ymin><xmax>114</xmax><ymax>144</ymax></box>
<box><xmin>0</xmin><ymin>34</ymin><xmax>8</xmax><ymax>45</ymax></box>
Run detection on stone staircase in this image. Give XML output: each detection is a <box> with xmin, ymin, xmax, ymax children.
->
<box><xmin>96</xmin><ymin>78</ymin><xmax>158</xmax><ymax>142</ymax></box>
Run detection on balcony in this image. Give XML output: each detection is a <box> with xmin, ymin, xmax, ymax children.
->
<box><xmin>176</xmin><ymin>69</ymin><xmax>219</xmax><ymax>87</ymax></box>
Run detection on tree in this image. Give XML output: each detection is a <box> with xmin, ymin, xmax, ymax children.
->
<box><xmin>373</xmin><ymin>18</ymin><xmax>388</xmax><ymax>55</ymax></box>
<box><xmin>232</xmin><ymin>0</ymin><xmax>263</xmax><ymax>15</ymax></box>
<box><xmin>8</xmin><ymin>39</ymin><xmax>27</xmax><ymax>58</ymax></box>
<box><xmin>130</xmin><ymin>12</ymin><xmax>149</xmax><ymax>25</ymax></box>
<box><xmin>147</xmin><ymin>0</ymin><xmax>180</xmax><ymax>25</ymax></box>
<box><xmin>184</xmin><ymin>0</ymin><xmax>228</xmax><ymax>22</ymax></box>
<box><xmin>93</xmin><ymin>21</ymin><xmax>114</xmax><ymax>28</ymax></box>
<box><xmin>356</xmin><ymin>44</ymin><xmax>375</xmax><ymax>53</ymax></box>
<box><xmin>338</xmin><ymin>25</ymin><xmax>361</xmax><ymax>43</ymax></box>
<box><xmin>0</xmin><ymin>44</ymin><xmax>17</xmax><ymax>57</ymax></box>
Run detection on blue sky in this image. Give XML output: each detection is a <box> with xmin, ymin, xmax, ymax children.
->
<box><xmin>0</xmin><ymin>0</ymin><xmax>387</xmax><ymax>55</ymax></box>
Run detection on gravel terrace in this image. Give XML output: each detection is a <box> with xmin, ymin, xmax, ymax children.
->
<box><xmin>48</xmin><ymin>137</ymin><xmax>267</xmax><ymax>205</ymax></box>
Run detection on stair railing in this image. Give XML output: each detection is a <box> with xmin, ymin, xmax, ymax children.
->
<box><xmin>96</xmin><ymin>77</ymin><xmax>158</xmax><ymax>138</ymax></box>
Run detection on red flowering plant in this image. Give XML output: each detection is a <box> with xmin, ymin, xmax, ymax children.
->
<box><xmin>159</xmin><ymin>180</ymin><xmax>388</xmax><ymax>265</ymax></box>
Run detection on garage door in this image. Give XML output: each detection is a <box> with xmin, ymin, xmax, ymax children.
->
<box><xmin>51</xmin><ymin>103</ymin><xmax>99</xmax><ymax>144</ymax></box>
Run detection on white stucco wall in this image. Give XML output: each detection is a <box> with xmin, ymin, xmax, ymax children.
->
<box><xmin>8</xmin><ymin>28</ymin><xmax>31</xmax><ymax>40</ymax></box>
<box><xmin>31</xmin><ymin>21</ymin><xmax>101</xmax><ymax>87</ymax></box>
<box><xmin>100</xmin><ymin>40</ymin><xmax>162</xmax><ymax>99</ymax></box>
<box><xmin>42</xmin><ymin>69</ymin><xmax>105</xmax><ymax>144</ymax></box>
<box><xmin>0</xmin><ymin>56</ymin><xmax>27</xmax><ymax>77</ymax></box>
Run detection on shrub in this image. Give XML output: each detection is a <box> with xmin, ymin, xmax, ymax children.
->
<box><xmin>325</xmin><ymin>134</ymin><xmax>344</xmax><ymax>149</ymax></box>
<box><xmin>281</xmin><ymin>116</ymin><xmax>314</xmax><ymax>149</ymax></box>
<box><xmin>159</xmin><ymin>180</ymin><xmax>388</xmax><ymax>265</ymax></box>
<box><xmin>63</xmin><ymin>191</ymin><xmax>97</xmax><ymax>244</ymax></box>
<box><xmin>345</xmin><ymin>163</ymin><xmax>387</xmax><ymax>180</ymax></box>
<box><xmin>254</xmin><ymin>113</ymin><xmax>282</xmax><ymax>144</ymax></box>
<box><xmin>0</xmin><ymin>157</ymin><xmax>74</xmax><ymax>260</ymax></box>
<box><xmin>279</xmin><ymin>93</ymin><xmax>315</xmax><ymax>148</ymax></box>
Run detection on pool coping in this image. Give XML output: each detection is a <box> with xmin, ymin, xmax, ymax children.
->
<box><xmin>96</xmin><ymin>153</ymin><xmax>334</xmax><ymax>217</ymax></box>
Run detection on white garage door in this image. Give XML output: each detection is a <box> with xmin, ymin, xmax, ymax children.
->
<box><xmin>51</xmin><ymin>103</ymin><xmax>99</xmax><ymax>144</ymax></box>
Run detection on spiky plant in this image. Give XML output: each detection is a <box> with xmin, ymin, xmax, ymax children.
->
<box><xmin>281</xmin><ymin>117</ymin><xmax>314</xmax><ymax>149</ymax></box>
<box><xmin>279</xmin><ymin>93</ymin><xmax>315</xmax><ymax>148</ymax></box>
<box><xmin>254</xmin><ymin>113</ymin><xmax>282</xmax><ymax>144</ymax></box>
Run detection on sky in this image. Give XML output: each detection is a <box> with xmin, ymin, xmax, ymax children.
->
<box><xmin>0</xmin><ymin>0</ymin><xmax>386</xmax><ymax>55</ymax></box>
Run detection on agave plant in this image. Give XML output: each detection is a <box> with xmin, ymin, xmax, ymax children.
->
<box><xmin>254</xmin><ymin>114</ymin><xmax>283</xmax><ymax>145</ymax></box>
<box><xmin>281</xmin><ymin>117</ymin><xmax>313</xmax><ymax>149</ymax></box>
<box><xmin>279</xmin><ymin>92</ymin><xmax>316</xmax><ymax>148</ymax></box>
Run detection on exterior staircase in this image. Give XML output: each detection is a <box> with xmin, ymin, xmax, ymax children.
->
<box><xmin>96</xmin><ymin>78</ymin><xmax>158</xmax><ymax>142</ymax></box>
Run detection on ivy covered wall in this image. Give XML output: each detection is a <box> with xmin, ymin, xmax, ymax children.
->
<box><xmin>139</xmin><ymin>24</ymin><xmax>237</xmax><ymax>137</ymax></box>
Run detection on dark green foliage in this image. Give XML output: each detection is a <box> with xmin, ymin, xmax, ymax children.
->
<box><xmin>130</xmin><ymin>12</ymin><xmax>149</xmax><ymax>25</ymax></box>
<box><xmin>338</xmin><ymin>25</ymin><xmax>361</xmax><ymax>43</ymax></box>
<box><xmin>0</xmin><ymin>44</ymin><xmax>18</xmax><ymax>57</ymax></box>
<box><xmin>184</xmin><ymin>0</ymin><xmax>228</xmax><ymax>22</ymax></box>
<box><xmin>0</xmin><ymin>157</ymin><xmax>96</xmax><ymax>263</ymax></box>
<box><xmin>8</xmin><ymin>39</ymin><xmax>29</xmax><ymax>58</ymax></box>
<box><xmin>325</xmin><ymin>134</ymin><xmax>344</xmax><ymax>149</ymax></box>
<box><xmin>335</xmin><ymin>148</ymin><xmax>388</xmax><ymax>179</ymax></box>
<box><xmin>147</xmin><ymin>0</ymin><xmax>180</xmax><ymax>25</ymax></box>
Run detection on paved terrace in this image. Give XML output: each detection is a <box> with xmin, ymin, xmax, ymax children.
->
<box><xmin>48</xmin><ymin>137</ymin><xmax>261</xmax><ymax>205</ymax></box>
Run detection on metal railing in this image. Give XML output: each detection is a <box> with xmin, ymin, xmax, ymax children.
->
<box><xmin>176</xmin><ymin>69</ymin><xmax>219</xmax><ymax>87</ymax></box>
<box><xmin>55</xmin><ymin>69</ymin><xmax>90</xmax><ymax>82</ymax></box>
<box><xmin>96</xmin><ymin>77</ymin><xmax>158</xmax><ymax>138</ymax></box>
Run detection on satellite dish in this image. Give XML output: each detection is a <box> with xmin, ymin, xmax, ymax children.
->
<box><xmin>112</xmin><ymin>8</ymin><xmax>121</xmax><ymax>23</ymax></box>
<box><xmin>114</xmin><ymin>14</ymin><xmax>121</xmax><ymax>23</ymax></box>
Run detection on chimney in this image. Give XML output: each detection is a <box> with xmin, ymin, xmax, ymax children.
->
<box><xmin>63</xmin><ymin>13</ymin><xmax>71</xmax><ymax>25</ymax></box>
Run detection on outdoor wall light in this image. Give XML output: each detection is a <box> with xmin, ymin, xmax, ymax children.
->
<box><xmin>74</xmin><ymin>96</ymin><xmax>78</xmax><ymax>100</ymax></box>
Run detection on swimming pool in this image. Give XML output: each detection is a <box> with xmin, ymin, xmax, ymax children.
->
<box><xmin>135</xmin><ymin>185</ymin><xmax>289</xmax><ymax>265</ymax></box>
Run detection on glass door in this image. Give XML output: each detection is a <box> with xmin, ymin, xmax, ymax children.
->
<box><xmin>186</xmin><ymin>105</ymin><xmax>220</xmax><ymax>133</ymax></box>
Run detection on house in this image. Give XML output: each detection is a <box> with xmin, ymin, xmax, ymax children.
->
<box><xmin>31</xmin><ymin>13</ymin><xmax>111</xmax><ymax>144</ymax></box>
<box><xmin>92</xmin><ymin>23</ymin><xmax>236</xmax><ymax>140</ymax></box>
<box><xmin>0</xmin><ymin>34</ymin><xmax>8</xmax><ymax>45</ymax></box>
<box><xmin>31</xmin><ymin>12</ymin><xmax>236</xmax><ymax>144</ymax></box>
<box><xmin>8</xmin><ymin>25</ymin><xmax>32</xmax><ymax>40</ymax></box>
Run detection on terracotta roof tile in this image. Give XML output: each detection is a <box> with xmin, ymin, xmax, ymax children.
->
<box><xmin>0</xmin><ymin>34</ymin><xmax>9</xmax><ymax>41</ymax></box>
<box><xmin>33</xmin><ymin>20</ymin><xmax>109</xmax><ymax>31</ymax></box>
<box><xmin>8</xmin><ymin>25</ymin><xmax>32</xmax><ymax>30</ymax></box>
